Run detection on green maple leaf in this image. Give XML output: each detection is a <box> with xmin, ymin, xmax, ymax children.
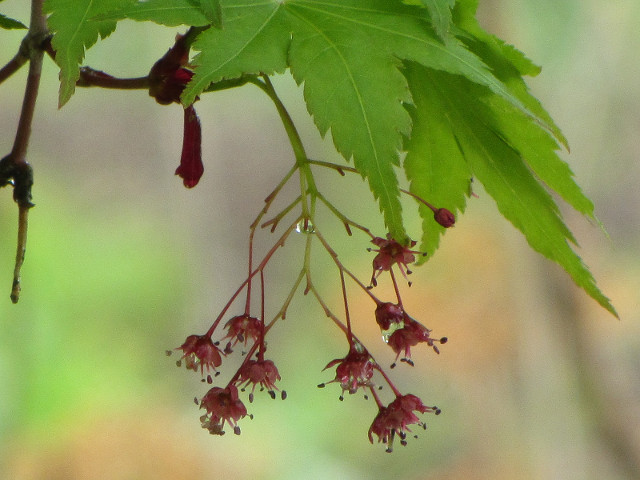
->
<box><xmin>181</xmin><ymin>1</ymin><xmax>291</xmax><ymax>107</ymax></box>
<box><xmin>403</xmin><ymin>0</ymin><xmax>456</xmax><ymax>40</ymax></box>
<box><xmin>453</xmin><ymin>0</ymin><xmax>567</xmax><ymax>147</ymax></box>
<box><xmin>199</xmin><ymin>0</ymin><xmax>223</xmax><ymax>28</ymax></box>
<box><xmin>284</xmin><ymin>0</ymin><xmax>547</xmax><ymax>242</ymax></box>
<box><xmin>66</xmin><ymin>0</ymin><xmax>614</xmax><ymax>314</ymax></box>
<box><xmin>404</xmin><ymin>62</ymin><xmax>616</xmax><ymax>317</ymax></box>
<box><xmin>95</xmin><ymin>0</ymin><xmax>210</xmax><ymax>27</ymax></box>
<box><xmin>0</xmin><ymin>13</ymin><xmax>27</xmax><ymax>30</ymax></box>
<box><xmin>107</xmin><ymin>0</ymin><xmax>554</xmax><ymax>243</ymax></box>
<box><xmin>44</xmin><ymin>0</ymin><xmax>130</xmax><ymax>107</ymax></box>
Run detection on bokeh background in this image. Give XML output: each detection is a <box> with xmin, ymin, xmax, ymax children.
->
<box><xmin>1</xmin><ymin>1</ymin><xmax>639</xmax><ymax>479</ymax></box>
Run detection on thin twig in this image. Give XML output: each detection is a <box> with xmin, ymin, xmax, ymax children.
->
<box><xmin>2</xmin><ymin>0</ymin><xmax>47</xmax><ymax>303</ymax></box>
<box><xmin>0</xmin><ymin>38</ymin><xmax>30</xmax><ymax>85</ymax></box>
<box><xmin>76</xmin><ymin>67</ymin><xmax>149</xmax><ymax>89</ymax></box>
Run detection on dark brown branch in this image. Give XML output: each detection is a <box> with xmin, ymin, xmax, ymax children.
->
<box><xmin>1</xmin><ymin>0</ymin><xmax>48</xmax><ymax>303</ymax></box>
<box><xmin>76</xmin><ymin>67</ymin><xmax>149</xmax><ymax>89</ymax></box>
<box><xmin>0</xmin><ymin>37</ymin><xmax>30</xmax><ymax>85</ymax></box>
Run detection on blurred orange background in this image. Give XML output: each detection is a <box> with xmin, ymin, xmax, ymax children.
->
<box><xmin>1</xmin><ymin>1</ymin><xmax>639</xmax><ymax>479</ymax></box>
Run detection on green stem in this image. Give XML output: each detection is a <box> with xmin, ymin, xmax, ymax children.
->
<box><xmin>261</xmin><ymin>196</ymin><xmax>302</xmax><ymax>232</ymax></box>
<box><xmin>307</xmin><ymin>159</ymin><xmax>357</xmax><ymax>175</ymax></box>
<box><xmin>249</xmin><ymin>75</ymin><xmax>317</xmax><ymax>218</ymax></box>
<box><xmin>316</xmin><ymin>191</ymin><xmax>375</xmax><ymax>238</ymax></box>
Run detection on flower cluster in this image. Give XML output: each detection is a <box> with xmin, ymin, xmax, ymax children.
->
<box><xmin>369</xmin><ymin>394</ymin><xmax>441</xmax><ymax>452</ymax></box>
<box><xmin>163</xmin><ymin>76</ymin><xmax>455</xmax><ymax>447</ymax></box>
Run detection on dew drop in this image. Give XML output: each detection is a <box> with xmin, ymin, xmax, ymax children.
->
<box><xmin>295</xmin><ymin>219</ymin><xmax>315</xmax><ymax>234</ymax></box>
<box><xmin>381</xmin><ymin>320</ymin><xmax>405</xmax><ymax>343</ymax></box>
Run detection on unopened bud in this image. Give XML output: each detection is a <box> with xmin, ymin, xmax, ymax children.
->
<box><xmin>434</xmin><ymin>208</ymin><xmax>455</xmax><ymax>228</ymax></box>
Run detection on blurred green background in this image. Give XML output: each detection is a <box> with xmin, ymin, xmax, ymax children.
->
<box><xmin>1</xmin><ymin>1</ymin><xmax>639</xmax><ymax>479</ymax></box>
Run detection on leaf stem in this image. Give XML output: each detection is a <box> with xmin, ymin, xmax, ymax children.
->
<box><xmin>76</xmin><ymin>67</ymin><xmax>149</xmax><ymax>89</ymax></box>
<box><xmin>261</xmin><ymin>196</ymin><xmax>302</xmax><ymax>232</ymax></box>
<box><xmin>399</xmin><ymin>187</ymin><xmax>437</xmax><ymax>213</ymax></box>
<box><xmin>339</xmin><ymin>269</ymin><xmax>353</xmax><ymax>346</ymax></box>
<box><xmin>250</xmin><ymin>75</ymin><xmax>317</xmax><ymax>218</ymax></box>
<box><xmin>313</xmin><ymin>227</ymin><xmax>379</xmax><ymax>303</ymax></box>
<box><xmin>307</xmin><ymin>159</ymin><xmax>358</xmax><ymax>176</ymax></box>
<box><xmin>316</xmin><ymin>191</ymin><xmax>375</xmax><ymax>239</ymax></box>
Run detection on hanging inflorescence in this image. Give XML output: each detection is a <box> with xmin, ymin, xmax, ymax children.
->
<box><xmin>143</xmin><ymin>30</ymin><xmax>456</xmax><ymax>453</ymax></box>
<box><xmin>167</xmin><ymin>141</ymin><xmax>454</xmax><ymax>453</ymax></box>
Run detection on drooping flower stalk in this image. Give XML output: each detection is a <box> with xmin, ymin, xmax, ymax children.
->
<box><xmin>169</xmin><ymin>77</ymin><xmax>449</xmax><ymax>450</ymax></box>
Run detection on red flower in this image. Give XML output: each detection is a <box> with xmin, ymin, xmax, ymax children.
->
<box><xmin>177</xmin><ymin>334</ymin><xmax>223</xmax><ymax>374</ymax></box>
<box><xmin>322</xmin><ymin>343</ymin><xmax>374</xmax><ymax>397</ymax></box>
<box><xmin>387</xmin><ymin>316</ymin><xmax>447</xmax><ymax>366</ymax></box>
<box><xmin>224</xmin><ymin>314</ymin><xmax>263</xmax><ymax>349</ymax></box>
<box><xmin>237</xmin><ymin>359</ymin><xmax>282</xmax><ymax>402</ymax></box>
<box><xmin>374</xmin><ymin>302</ymin><xmax>404</xmax><ymax>330</ymax></box>
<box><xmin>200</xmin><ymin>385</ymin><xmax>248</xmax><ymax>435</ymax></box>
<box><xmin>368</xmin><ymin>394</ymin><xmax>440</xmax><ymax>452</ymax></box>
<box><xmin>175</xmin><ymin>105</ymin><xmax>203</xmax><ymax>188</ymax></box>
<box><xmin>369</xmin><ymin>234</ymin><xmax>422</xmax><ymax>286</ymax></box>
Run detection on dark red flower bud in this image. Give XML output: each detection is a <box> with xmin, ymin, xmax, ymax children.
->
<box><xmin>175</xmin><ymin>105</ymin><xmax>204</xmax><ymax>188</ymax></box>
<box><xmin>434</xmin><ymin>208</ymin><xmax>455</xmax><ymax>228</ymax></box>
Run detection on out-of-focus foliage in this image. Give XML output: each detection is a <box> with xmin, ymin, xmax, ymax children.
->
<box><xmin>1</xmin><ymin>0</ymin><xmax>639</xmax><ymax>478</ymax></box>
